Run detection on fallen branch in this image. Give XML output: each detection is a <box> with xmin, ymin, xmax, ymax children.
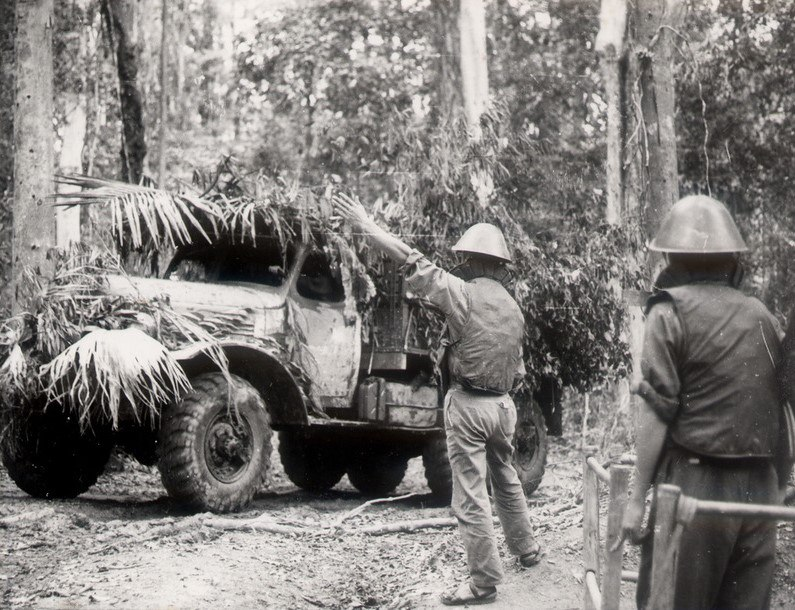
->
<box><xmin>0</xmin><ymin>507</ymin><xmax>55</xmax><ymax>527</ymax></box>
<box><xmin>331</xmin><ymin>492</ymin><xmax>419</xmax><ymax>529</ymax></box>
<box><xmin>202</xmin><ymin>514</ymin><xmax>307</xmax><ymax>535</ymax></box>
<box><xmin>358</xmin><ymin>515</ymin><xmax>498</xmax><ymax>536</ymax></box>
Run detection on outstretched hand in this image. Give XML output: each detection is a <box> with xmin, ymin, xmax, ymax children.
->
<box><xmin>332</xmin><ymin>193</ymin><xmax>371</xmax><ymax>229</ymax></box>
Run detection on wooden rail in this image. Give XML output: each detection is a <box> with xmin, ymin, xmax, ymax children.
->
<box><xmin>582</xmin><ymin>450</ymin><xmax>795</xmax><ymax>610</ymax></box>
<box><xmin>582</xmin><ymin>447</ymin><xmax>633</xmax><ymax>610</ymax></box>
<box><xmin>647</xmin><ymin>484</ymin><xmax>795</xmax><ymax>610</ymax></box>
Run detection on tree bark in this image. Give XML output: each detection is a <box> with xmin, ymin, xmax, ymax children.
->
<box><xmin>431</xmin><ymin>0</ymin><xmax>460</xmax><ymax>123</ymax></box>
<box><xmin>634</xmin><ymin>0</ymin><xmax>685</xmax><ymax>243</ymax></box>
<box><xmin>56</xmin><ymin>92</ymin><xmax>86</xmax><ymax>247</ymax></box>
<box><xmin>157</xmin><ymin>0</ymin><xmax>167</xmax><ymax>185</ymax></box>
<box><xmin>102</xmin><ymin>0</ymin><xmax>146</xmax><ymax>184</ymax></box>
<box><xmin>458</xmin><ymin>0</ymin><xmax>488</xmax><ymax>140</ymax></box>
<box><xmin>0</xmin><ymin>0</ymin><xmax>14</xmax><ymax>197</ymax></box>
<box><xmin>0</xmin><ymin>0</ymin><xmax>15</xmax><ymax>312</ymax></box>
<box><xmin>12</xmin><ymin>0</ymin><xmax>56</xmax><ymax>310</ymax></box>
<box><xmin>596</xmin><ymin>0</ymin><xmax>628</xmax><ymax>225</ymax></box>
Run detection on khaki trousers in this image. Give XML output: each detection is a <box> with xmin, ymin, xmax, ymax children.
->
<box><xmin>445</xmin><ymin>386</ymin><xmax>537</xmax><ymax>587</ymax></box>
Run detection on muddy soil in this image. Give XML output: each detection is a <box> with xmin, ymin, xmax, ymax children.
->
<box><xmin>1</xmin><ymin>438</ymin><xmax>793</xmax><ymax>609</ymax></box>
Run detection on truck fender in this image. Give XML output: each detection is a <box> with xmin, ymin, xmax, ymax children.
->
<box><xmin>172</xmin><ymin>341</ymin><xmax>309</xmax><ymax>426</ymax></box>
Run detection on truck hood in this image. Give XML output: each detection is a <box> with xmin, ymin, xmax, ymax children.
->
<box><xmin>103</xmin><ymin>275</ymin><xmax>288</xmax><ymax>342</ymax></box>
<box><xmin>104</xmin><ymin>275</ymin><xmax>287</xmax><ymax>310</ymax></box>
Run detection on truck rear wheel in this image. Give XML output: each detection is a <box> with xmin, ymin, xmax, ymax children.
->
<box><xmin>347</xmin><ymin>447</ymin><xmax>408</xmax><ymax>497</ymax></box>
<box><xmin>1</xmin><ymin>401</ymin><xmax>113</xmax><ymax>499</ymax></box>
<box><xmin>512</xmin><ymin>394</ymin><xmax>548</xmax><ymax>496</ymax></box>
<box><xmin>278</xmin><ymin>431</ymin><xmax>346</xmax><ymax>491</ymax></box>
<box><xmin>158</xmin><ymin>373</ymin><xmax>272</xmax><ymax>513</ymax></box>
<box><xmin>422</xmin><ymin>438</ymin><xmax>452</xmax><ymax>504</ymax></box>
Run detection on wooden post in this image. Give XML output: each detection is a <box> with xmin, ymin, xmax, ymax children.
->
<box><xmin>649</xmin><ymin>483</ymin><xmax>680</xmax><ymax>610</ymax></box>
<box><xmin>595</xmin><ymin>0</ymin><xmax>627</xmax><ymax>225</ymax></box>
<box><xmin>602</xmin><ymin>465</ymin><xmax>631</xmax><ymax>610</ymax></box>
<box><xmin>582</xmin><ymin>446</ymin><xmax>601</xmax><ymax>610</ymax></box>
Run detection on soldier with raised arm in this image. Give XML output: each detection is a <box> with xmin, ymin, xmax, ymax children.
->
<box><xmin>334</xmin><ymin>194</ymin><xmax>540</xmax><ymax>606</ymax></box>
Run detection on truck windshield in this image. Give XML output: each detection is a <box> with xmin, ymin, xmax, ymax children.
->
<box><xmin>166</xmin><ymin>240</ymin><xmax>294</xmax><ymax>287</ymax></box>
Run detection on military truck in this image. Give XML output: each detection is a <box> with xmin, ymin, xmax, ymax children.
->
<box><xmin>2</xmin><ymin>231</ymin><xmax>548</xmax><ymax>513</ymax></box>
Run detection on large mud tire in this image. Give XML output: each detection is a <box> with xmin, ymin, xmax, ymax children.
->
<box><xmin>278</xmin><ymin>431</ymin><xmax>346</xmax><ymax>491</ymax></box>
<box><xmin>512</xmin><ymin>394</ymin><xmax>548</xmax><ymax>496</ymax></box>
<box><xmin>347</xmin><ymin>448</ymin><xmax>408</xmax><ymax>497</ymax></box>
<box><xmin>1</xmin><ymin>402</ymin><xmax>113</xmax><ymax>499</ymax></box>
<box><xmin>422</xmin><ymin>438</ymin><xmax>452</xmax><ymax>504</ymax></box>
<box><xmin>158</xmin><ymin>373</ymin><xmax>272</xmax><ymax>513</ymax></box>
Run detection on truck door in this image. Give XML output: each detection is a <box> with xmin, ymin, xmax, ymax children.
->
<box><xmin>288</xmin><ymin>246</ymin><xmax>360</xmax><ymax>410</ymax></box>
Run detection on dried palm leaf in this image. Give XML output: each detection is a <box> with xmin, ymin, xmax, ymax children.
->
<box><xmin>40</xmin><ymin>328</ymin><xmax>191</xmax><ymax>430</ymax></box>
<box><xmin>52</xmin><ymin>175</ymin><xmax>223</xmax><ymax>250</ymax></box>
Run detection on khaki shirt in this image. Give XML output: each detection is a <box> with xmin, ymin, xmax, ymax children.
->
<box><xmin>402</xmin><ymin>249</ymin><xmax>525</xmax><ymax>381</ymax></box>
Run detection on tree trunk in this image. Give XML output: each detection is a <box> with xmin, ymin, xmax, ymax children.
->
<box><xmin>458</xmin><ymin>0</ymin><xmax>492</xmax><ymax>207</ymax></box>
<box><xmin>634</xmin><ymin>0</ymin><xmax>685</xmax><ymax>244</ymax></box>
<box><xmin>102</xmin><ymin>0</ymin><xmax>146</xmax><ymax>184</ymax></box>
<box><xmin>157</xmin><ymin>0</ymin><xmax>167</xmax><ymax>186</ymax></box>
<box><xmin>596</xmin><ymin>0</ymin><xmax>628</xmax><ymax>225</ymax></box>
<box><xmin>0</xmin><ymin>0</ymin><xmax>15</xmax><ymax>312</ymax></box>
<box><xmin>172</xmin><ymin>4</ymin><xmax>185</xmax><ymax>130</ymax></box>
<box><xmin>431</xmin><ymin>0</ymin><xmax>460</xmax><ymax>123</ymax></box>
<box><xmin>458</xmin><ymin>0</ymin><xmax>488</xmax><ymax>140</ymax></box>
<box><xmin>0</xmin><ymin>0</ymin><xmax>14</xmax><ymax>197</ymax></box>
<box><xmin>56</xmin><ymin>93</ymin><xmax>86</xmax><ymax>247</ymax></box>
<box><xmin>12</xmin><ymin>0</ymin><xmax>56</xmax><ymax>310</ymax></box>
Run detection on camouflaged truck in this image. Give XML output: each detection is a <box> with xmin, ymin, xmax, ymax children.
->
<box><xmin>2</xmin><ymin>232</ymin><xmax>548</xmax><ymax>513</ymax></box>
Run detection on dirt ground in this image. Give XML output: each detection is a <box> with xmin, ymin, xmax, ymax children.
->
<box><xmin>1</xmin><ymin>437</ymin><xmax>794</xmax><ymax>610</ymax></box>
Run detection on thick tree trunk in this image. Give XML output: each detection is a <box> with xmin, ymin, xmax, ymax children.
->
<box><xmin>12</xmin><ymin>0</ymin><xmax>56</xmax><ymax>310</ymax></box>
<box><xmin>634</xmin><ymin>0</ymin><xmax>685</xmax><ymax>243</ymax></box>
<box><xmin>102</xmin><ymin>0</ymin><xmax>146</xmax><ymax>184</ymax></box>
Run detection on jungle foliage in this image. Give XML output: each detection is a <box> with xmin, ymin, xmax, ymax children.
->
<box><xmin>3</xmin><ymin>0</ymin><xmax>795</xmax><ymax>398</ymax></box>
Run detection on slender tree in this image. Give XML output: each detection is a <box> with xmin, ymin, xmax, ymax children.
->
<box><xmin>458</xmin><ymin>0</ymin><xmax>488</xmax><ymax>140</ymax></box>
<box><xmin>101</xmin><ymin>0</ymin><xmax>146</xmax><ymax>184</ymax></box>
<box><xmin>12</xmin><ymin>0</ymin><xmax>56</xmax><ymax>310</ymax></box>
<box><xmin>596</xmin><ymin>0</ymin><xmax>628</xmax><ymax>226</ymax></box>
<box><xmin>157</xmin><ymin>0</ymin><xmax>167</xmax><ymax>185</ymax></box>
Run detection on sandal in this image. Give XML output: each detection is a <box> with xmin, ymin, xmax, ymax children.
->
<box><xmin>519</xmin><ymin>539</ymin><xmax>542</xmax><ymax>568</ymax></box>
<box><xmin>440</xmin><ymin>582</ymin><xmax>498</xmax><ymax>606</ymax></box>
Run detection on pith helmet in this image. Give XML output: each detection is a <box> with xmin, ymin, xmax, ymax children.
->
<box><xmin>452</xmin><ymin>223</ymin><xmax>512</xmax><ymax>263</ymax></box>
<box><xmin>650</xmin><ymin>195</ymin><xmax>748</xmax><ymax>253</ymax></box>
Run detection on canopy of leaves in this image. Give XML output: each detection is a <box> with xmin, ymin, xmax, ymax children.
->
<box><xmin>676</xmin><ymin>0</ymin><xmax>795</xmax><ymax>317</ymax></box>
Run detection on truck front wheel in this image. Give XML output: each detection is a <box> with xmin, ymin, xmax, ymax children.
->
<box><xmin>1</xmin><ymin>401</ymin><xmax>113</xmax><ymax>499</ymax></box>
<box><xmin>278</xmin><ymin>431</ymin><xmax>346</xmax><ymax>492</ymax></box>
<box><xmin>158</xmin><ymin>373</ymin><xmax>272</xmax><ymax>513</ymax></box>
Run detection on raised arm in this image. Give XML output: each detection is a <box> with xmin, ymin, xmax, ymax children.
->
<box><xmin>333</xmin><ymin>193</ymin><xmax>412</xmax><ymax>264</ymax></box>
